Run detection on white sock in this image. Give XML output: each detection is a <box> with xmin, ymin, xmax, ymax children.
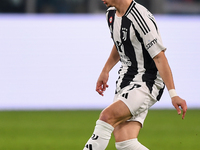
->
<box><xmin>115</xmin><ymin>138</ymin><xmax>149</xmax><ymax>150</ymax></box>
<box><xmin>83</xmin><ymin>120</ymin><xmax>114</xmax><ymax>150</ymax></box>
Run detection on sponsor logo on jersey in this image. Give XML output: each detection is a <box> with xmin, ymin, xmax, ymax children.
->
<box><xmin>146</xmin><ymin>38</ymin><xmax>157</xmax><ymax>50</ymax></box>
<box><xmin>116</xmin><ymin>41</ymin><xmax>132</xmax><ymax>66</ymax></box>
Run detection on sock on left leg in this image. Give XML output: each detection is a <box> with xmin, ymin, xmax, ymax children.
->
<box><xmin>83</xmin><ymin>120</ymin><xmax>114</xmax><ymax>150</ymax></box>
<box><xmin>115</xmin><ymin>138</ymin><xmax>149</xmax><ymax>150</ymax></box>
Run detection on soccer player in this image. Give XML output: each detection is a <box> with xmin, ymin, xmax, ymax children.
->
<box><xmin>83</xmin><ymin>0</ymin><xmax>187</xmax><ymax>149</ymax></box>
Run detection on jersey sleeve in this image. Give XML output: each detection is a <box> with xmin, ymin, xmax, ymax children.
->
<box><xmin>132</xmin><ymin>8</ymin><xmax>166</xmax><ymax>58</ymax></box>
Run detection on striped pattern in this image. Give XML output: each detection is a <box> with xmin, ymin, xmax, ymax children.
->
<box><xmin>125</xmin><ymin>1</ymin><xmax>150</xmax><ymax>35</ymax></box>
<box><xmin>129</xmin><ymin>8</ymin><xmax>150</xmax><ymax>35</ymax></box>
<box><xmin>106</xmin><ymin>1</ymin><xmax>165</xmax><ymax>100</ymax></box>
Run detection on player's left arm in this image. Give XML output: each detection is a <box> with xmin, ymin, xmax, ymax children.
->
<box><xmin>153</xmin><ymin>51</ymin><xmax>187</xmax><ymax>119</ymax></box>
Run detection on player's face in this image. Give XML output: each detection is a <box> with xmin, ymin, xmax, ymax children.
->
<box><xmin>102</xmin><ymin>0</ymin><xmax>115</xmax><ymax>7</ymax></box>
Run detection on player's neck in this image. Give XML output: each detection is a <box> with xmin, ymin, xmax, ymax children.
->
<box><xmin>115</xmin><ymin>0</ymin><xmax>132</xmax><ymax>17</ymax></box>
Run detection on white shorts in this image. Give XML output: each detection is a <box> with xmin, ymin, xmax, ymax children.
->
<box><xmin>113</xmin><ymin>82</ymin><xmax>158</xmax><ymax>126</ymax></box>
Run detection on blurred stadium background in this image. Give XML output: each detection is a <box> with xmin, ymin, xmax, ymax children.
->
<box><xmin>0</xmin><ymin>0</ymin><xmax>199</xmax><ymax>110</ymax></box>
<box><xmin>0</xmin><ymin>0</ymin><xmax>200</xmax><ymax>150</ymax></box>
<box><xmin>0</xmin><ymin>0</ymin><xmax>200</xmax><ymax>14</ymax></box>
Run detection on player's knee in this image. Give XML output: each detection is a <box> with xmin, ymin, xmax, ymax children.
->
<box><xmin>99</xmin><ymin>109</ymin><xmax>115</xmax><ymax>126</ymax></box>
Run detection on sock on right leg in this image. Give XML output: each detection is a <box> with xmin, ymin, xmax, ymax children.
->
<box><xmin>115</xmin><ymin>138</ymin><xmax>149</xmax><ymax>150</ymax></box>
<box><xmin>83</xmin><ymin>120</ymin><xmax>114</xmax><ymax>150</ymax></box>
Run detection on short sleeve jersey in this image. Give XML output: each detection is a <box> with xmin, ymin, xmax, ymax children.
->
<box><xmin>106</xmin><ymin>1</ymin><xmax>166</xmax><ymax>100</ymax></box>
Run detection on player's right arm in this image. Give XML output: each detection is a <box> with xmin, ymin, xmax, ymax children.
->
<box><xmin>96</xmin><ymin>45</ymin><xmax>120</xmax><ymax>96</ymax></box>
<box><xmin>153</xmin><ymin>51</ymin><xmax>187</xmax><ymax>119</ymax></box>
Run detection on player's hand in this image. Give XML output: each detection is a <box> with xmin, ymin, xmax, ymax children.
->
<box><xmin>96</xmin><ymin>72</ymin><xmax>109</xmax><ymax>96</ymax></box>
<box><xmin>171</xmin><ymin>96</ymin><xmax>187</xmax><ymax>119</ymax></box>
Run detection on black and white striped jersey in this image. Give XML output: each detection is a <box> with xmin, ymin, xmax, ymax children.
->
<box><xmin>106</xmin><ymin>0</ymin><xmax>166</xmax><ymax>100</ymax></box>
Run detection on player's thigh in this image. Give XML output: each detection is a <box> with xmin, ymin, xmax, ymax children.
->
<box><xmin>113</xmin><ymin>121</ymin><xmax>141</xmax><ymax>142</ymax></box>
<box><xmin>114</xmin><ymin>82</ymin><xmax>157</xmax><ymax>126</ymax></box>
<box><xmin>116</xmin><ymin>83</ymin><xmax>155</xmax><ymax>116</ymax></box>
<box><xmin>99</xmin><ymin>100</ymin><xmax>132</xmax><ymax>127</ymax></box>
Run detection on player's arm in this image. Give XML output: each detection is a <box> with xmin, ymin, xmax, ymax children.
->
<box><xmin>96</xmin><ymin>45</ymin><xmax>120</xmax><ymax>96</ymax></box>
<box><xmin>153</xmin><ymin>51</ymin><xmax>187</xmax><ymax>119</ymax></box>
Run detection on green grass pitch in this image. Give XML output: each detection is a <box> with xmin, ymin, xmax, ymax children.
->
<box><xmin>0</xmin><ymin>109</ymin><xmax>199</xmax><ymax>150</ymax></box>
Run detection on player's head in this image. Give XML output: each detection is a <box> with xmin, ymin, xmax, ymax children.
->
<box><xmin>102</xmin><ymin>0</ymin><xmax>131</xmax><ymax>8</ymax></box>
<box><xmin>101</xmin><ymin>0</ymin><xmax>115</xmax><ymax>7</ymax></box>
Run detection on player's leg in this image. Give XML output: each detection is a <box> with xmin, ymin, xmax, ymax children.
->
<box><xmin>83</xmin><ymin>100</ymin><xmax>132</xmax><ymax>150</ymax></box>
<box><xmin>99</xmin><ymin>100</ymin><xmax>133</xmax><ymax>127</ymax></box>
<box><xmin>83</xmin><ymin>82</ymin><xmax>159</xmax><ymax>150</ymax></box>
<box><xmin>114</xmin><ymin>119</ymin><xmax>149</xmax><ymax>150</ymax></box>
<box><xmin>114</xmin><ymin>121</ymin><xmax>141</xmax><ymax>142</ymax></box>
<box><xmin>113</xmin><ymin>83</ymin><xmax>157</xmax><ymax>150</ymax></box>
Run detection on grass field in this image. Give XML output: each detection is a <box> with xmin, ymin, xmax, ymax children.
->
<box><xmin>0</xmin><ymin>109</ymin><xmax>199</xmax><ymax>150</ymax></box>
